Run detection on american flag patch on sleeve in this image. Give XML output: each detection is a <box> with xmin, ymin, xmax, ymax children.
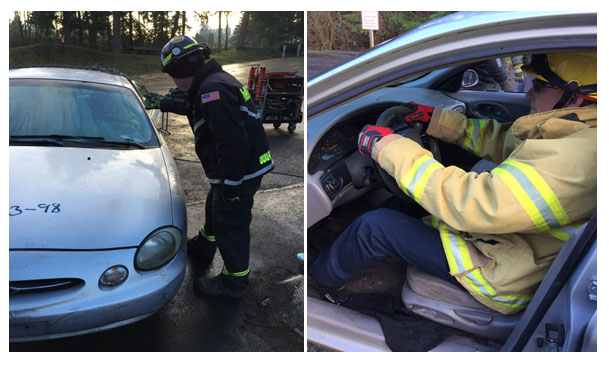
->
<box><xmin>201</xmin><ymin>91</ymin><xmax>220</xmax><ymax>104</ymax></box>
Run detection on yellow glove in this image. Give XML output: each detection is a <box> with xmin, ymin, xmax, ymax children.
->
<box><xmin>514</xmin><ymin>64</ymin><xmax>525</xmax><ymax>82</ymax></box>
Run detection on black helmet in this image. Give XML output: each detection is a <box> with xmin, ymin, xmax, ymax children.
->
<box><xmin>160</xmin><ymin>35</ymin><xmax>211</xmax><ymax>78</ymax></box>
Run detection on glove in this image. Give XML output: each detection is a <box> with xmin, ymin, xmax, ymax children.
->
<box><xmin>160</xmin><ymin>89</ymin><xmax>191</xmax><ymax>115</ymax></box>
<box><xmin>143</xmin><ymin>92</ymin><xmax>162</xmax><ymax>110</ymax></box>
<box><xmin>358</xmin><ymin>125</ymin><xmax>393</xmax><ymax>158</ymax></box>
<box><xmin>403</xmin><ymin>102</ymin><xmax>434</xmax><ymax>123</ymax></box>
<box><xmin>221</xmin><ymin>184</ymin><xmax>240</xmax><ymax>203</ymax></box>
<box><xmin>514</xmin><ymin>64</ymin><xmax>525</xmax><ymax>83</ymax></box>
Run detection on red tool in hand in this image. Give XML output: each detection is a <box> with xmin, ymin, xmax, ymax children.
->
<box><xmin>358</xmin><ymin>125</ymin><xmax>393</xmax><ymax>158</ymax></box>
<box><xmin>403</xmin><ymin>102</ymin><xmax>434</xmax><ymax>124</ymax></box>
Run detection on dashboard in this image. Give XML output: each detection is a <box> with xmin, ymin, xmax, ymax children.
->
<box><xmin>306</xmin><ymin>86</ymin><xmax>472</xmax><ymax>228</ymax></box>
<box><xmin>308</xmin><ymin>104</ymin><xmax>394</xmax><ymax>174</ymax></box>
<box><xmin>306</xmin><ymin>78</ymin><xmax>533</xmax><ymax>227</ymax></box>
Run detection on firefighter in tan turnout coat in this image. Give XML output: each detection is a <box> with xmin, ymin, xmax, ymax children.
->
<box><xmin>309</xmin><ymin>52</ymin><xmax>597</xmax><ymax>314</ymax></box>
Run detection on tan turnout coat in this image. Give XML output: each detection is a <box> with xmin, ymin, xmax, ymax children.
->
<box><xmin>373</xmin><ymin>106</ymin><xmax>597</xmax><ymax>314</ymax></box>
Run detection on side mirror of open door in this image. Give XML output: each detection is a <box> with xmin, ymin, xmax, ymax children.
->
<box><xmin>461</xmin><ymin>69</ymin><xmax>479</xmax><ymax>88</ymax></box>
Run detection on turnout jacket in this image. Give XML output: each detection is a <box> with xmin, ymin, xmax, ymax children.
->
<box><xmin>373</xmin><ymin>106</ymin><xmax>597</xmax><ymax>314</ymax></box>
<box><xmin>187</xmin><ymin>59</ymin><xmax>273</xmax><ymax>186</ymax></box>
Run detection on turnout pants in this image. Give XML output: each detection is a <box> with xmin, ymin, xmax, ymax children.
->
<box><xmin>309</xmin><ymin>208</ymin><xmax>461</xmax><ymax>289</ymax></box>
<box><xmin>204</xmin><ymin>176</ymin><xmax>262</xmax><ymax>287</ymax></box>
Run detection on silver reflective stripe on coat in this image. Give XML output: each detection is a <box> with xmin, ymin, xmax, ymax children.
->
<box><xmin>462</xmin><ymin>271</ymin><xmax>531</xmax><ymax>309</ymax></box>
<box><xmin>492</xmin><ymin>160</ymin><xmax>570</xmax><ymax>232</ymax></box>
<box><xmin>193</xmin><ymin>118</ymin><xmax>206</xmax><ymax>133</ymax></box>
<box><xmin>239</xmin><ymin>105</ymin><xmax>261</xmax><ymax>120</ymax></box>
<box><xmin>209</xmin><ymin>160</ymin><xmax>274</xmax><ymax>185</ymax></box>
<box><xmin>223</xmin><ymin>179</ymin><xmax>243</xmax><ymax>186</ymax></box>
<box><xmin>243</xmin><ymin>160</ymin><xmax>274</xmax><ymax>180</ymax></box>
<box><xmin>434</xmin><ymin>217</ymin><xmax>532</xmax><ymax>310</ymax></box>
<box><xmin>463</xmin><ymin>119</ymin><xmax>488</xmax><ymax>155</ymax></box>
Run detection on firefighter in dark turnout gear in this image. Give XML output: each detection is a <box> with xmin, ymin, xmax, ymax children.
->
<box><xmin>160</xmin><ymin>35</ymin><xmax>274</xmax><ymax>297</ymax></box>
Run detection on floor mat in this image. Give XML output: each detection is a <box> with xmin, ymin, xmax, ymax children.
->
<box><xmin>334</xmin><ymin>292</ymin><xmax>461</xmax><ymax>352</ymax></box>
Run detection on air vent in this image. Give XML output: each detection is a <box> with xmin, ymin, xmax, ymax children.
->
<box><xmin>452</xmin><ymin>105</ymin><xmax>466</xmax><ymax>113</ymax></box>
<box><xmin>10</xmin><ymin>278</ymin><xmax>84</xmax><ymax>297</ymax></box>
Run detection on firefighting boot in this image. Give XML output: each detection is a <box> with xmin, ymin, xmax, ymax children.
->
<box><xmin>187</xmin><ymin>226</ymin><xmax>217</xmax><ymax>262</ymax></box>
<box><xmin>307</xmin><ymin>271</ymin><xmax>344</xmax><ymax>304</ymax></box>
<box><xmin>193</xmin><ymin>267</ymin><xmax>250</xmax><ymax>298</ymax></box>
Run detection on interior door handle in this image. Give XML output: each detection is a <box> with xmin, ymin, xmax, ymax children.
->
<box><xmin>473</xmin><ymin>103</ymin><xmax>512</xmax><ymax>122</ymax></box>
<box><xmin>478</xmin><ymin>104</ymin><xmax>504</xmax><ymax>118</ymax></box>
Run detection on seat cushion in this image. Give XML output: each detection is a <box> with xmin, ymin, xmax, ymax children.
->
<box><xmin>406</xmin><ymin>265</ymin><xmax>493</xmax><ymax>312</ymax></box>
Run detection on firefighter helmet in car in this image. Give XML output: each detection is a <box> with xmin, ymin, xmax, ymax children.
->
<box><xmin>160</xmin><ymin>35</ymin><xmax>211</xmax><ymax>78</ymax></box>
<box><xmin>523</xmin><ymin>52</ymin><xmax>597</xmax><ymax>108</ymax></box>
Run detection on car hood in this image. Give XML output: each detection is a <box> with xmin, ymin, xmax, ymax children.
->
<box><xmin>9</xmin><ymin>146</ymin><xmax>173</xmax><ymax>250</ymax></box>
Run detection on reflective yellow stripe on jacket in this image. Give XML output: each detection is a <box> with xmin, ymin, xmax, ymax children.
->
<box><xmin>399</xmin><ymin>155</ymin><xmax>443</xmax><ymax>203</ymax></box>
<box><xmin>463</xmin><ymin>118</ymin><xmax>489</xmax><ymax>155</ymax></box>
<box><xmin>547</xmin><ymin>223</ymin><xmax>584</xmax><ymax>241</ymax></box>
<box><xmin>492</xmin><ymin>160</ymin><xmax>570</xmax><ymax>232</ymax></box>
<box><xmin>432</xmin><ymin>217</ymin><xmax>532</xmax><ymax>311</ymax></box>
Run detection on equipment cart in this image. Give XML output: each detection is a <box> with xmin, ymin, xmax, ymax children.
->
<box><xmin>247</xmin><ymin>65</ymin><xmax>303</xmax><ymax>133</ymax></box>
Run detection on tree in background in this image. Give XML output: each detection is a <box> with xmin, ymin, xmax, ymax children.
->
<box><xmin>223</xmin><ymin>11</ymin><xmax>231</xmax><ymax>51</ymax></box>
<box><xmin>231</xmin><ymin>11</ymin><xmax>303</xmax><ymax>50</ymax></box>
<box><xmin>308</xmin><ymin>11</ymin><xmax>453</xmax><ymax>51</ymax></box>
<box><xmin>112</xmin><ymin>11</ymin><xmax>122</xmax><ymax>53</ymax></box>
<box><xmin>61</xmin><ymin>11</ymin><xmax>73</xmax><ymax>45</ymax></box>
<box><xmin>217</xmin><ymin>12</ymin><xmax>222</xmax><ymax>52</ymax></box>
<box><xmin>170</xmin><ymin>11</ymin><xmax>180</xmax><ymax>38</ymax></box>
<box><xmin>9</xmin><ymin>11</ymin><xmax>302</xmax><ymax>54</ymax></box>
<box><xmin>308</xmin><ymin>12</ymin><xmax>336</xmax><ymax>51</ymax></box>
<box><xmin>9</xmin><ymin>11</ymin><xmax>191</xmax><ymax>52</ymax></box>
<box><xmin>235</xmin><ymin>11</ymin><xmax>250</xmax><ymax>50</ymax></box>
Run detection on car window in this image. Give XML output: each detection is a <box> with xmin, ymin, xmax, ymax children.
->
<box><xmin>131</xmin><ymin>80</ymin><xmax>148</xmax><ymax>99</ymax></box>
<box><xmin>9</xmin><ymin>79</ymin><xmax>159</xmax><ymax>147</ymax></box>
<box><xmin>461</xmin><ymin>56</ymin><xmax>534</xmax><ymax>93</ymax></box>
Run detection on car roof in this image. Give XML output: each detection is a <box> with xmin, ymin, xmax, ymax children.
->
<box><xmin>9</xmin><ymin>66</ymin><xmax>134</xmax><ymax>89</ymax></box>
<box><xmin>307</xmin><ymin>11</ymin><xmax>597</xmax><ymax>117</ymax></box>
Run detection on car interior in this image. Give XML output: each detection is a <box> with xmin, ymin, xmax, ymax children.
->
<box><xmin>307</xmin><ymin>54</ymin><xmax>597</xmax><ymax>351</ymax></box>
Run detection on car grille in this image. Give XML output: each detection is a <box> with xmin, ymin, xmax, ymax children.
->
<box><xmin>9</xmin><ymin>278</ymin><xmax>84</xmax><ymax>297</ymax></box>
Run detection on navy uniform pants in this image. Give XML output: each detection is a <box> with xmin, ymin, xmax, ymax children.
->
<box><xmin>309</xmin><ymin>207</ymin><xmax>461</xmax><ymax>288</ymax></box>
<box><xmin>204</xmin><ymin>176</ymin><xmax>262</xmax><ymax>286</ymax></box>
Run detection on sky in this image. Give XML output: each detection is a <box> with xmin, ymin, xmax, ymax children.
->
<box><xmin>181</xmin><ymin>11</ymin><xmax>243</xmax><ymax>37</ymax></box>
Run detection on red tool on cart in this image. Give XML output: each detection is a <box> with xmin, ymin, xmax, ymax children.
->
<box><xmin>247</xmin><ymin>65</ymin><xmax>303</xmax><ymax>133</ymax></box>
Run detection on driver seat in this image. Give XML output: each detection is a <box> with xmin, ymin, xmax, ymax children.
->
<box><xmin>401</xmin><ymin>158</ymin><xmax>521</xmax><ymax>341</ymax></box>
<box><xmin>401</xmin><ymin>265</ymin><xmax>521</xmax><ymax>341</ymax></box>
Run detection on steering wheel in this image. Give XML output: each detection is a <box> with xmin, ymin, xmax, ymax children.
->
<box><xmin>374</xmin><ymin>104</ymin><xmax>441</xmax><ymax>200</ymax></box>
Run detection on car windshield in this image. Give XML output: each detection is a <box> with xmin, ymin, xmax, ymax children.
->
<box><xmin>9</xmin><ymin>78</ymin><xmax>159</xmax><ymax>148</ymax></box>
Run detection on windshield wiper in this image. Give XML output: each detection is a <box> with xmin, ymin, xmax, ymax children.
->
<box><xmin>11</xmin><ymin>134</ymin><xmax>104</xmax><ymax>141</ymax></box>
<box><xmin>10</xmin><ymin>135</ymin><xmax>146</xmax><ymax>149</ymax></box>
<box><xmin>9</xmin><ymin>135</ymin><xmax>66</xmax><ymax>146</ymax></box>
<box><xmin>90</xmin><ymin>140</ymin><xmax>146</xmax><ymax>149</ymax></box>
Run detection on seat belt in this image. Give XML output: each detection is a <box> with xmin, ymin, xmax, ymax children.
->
<box><xmin>501</xmin><ymin>211</ymin><xmax>597</xmax><ymax>351</ymax></box>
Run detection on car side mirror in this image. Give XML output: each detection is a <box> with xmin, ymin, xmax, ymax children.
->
<box><xmin>132</xmin><ymin>80</ymin><xmax>161</xmax><ymax>110</ymax></box>
<box><xmin>462</xmin><ymin>69</ymin><xmax>479</xmax><ymax>88</ymax></box>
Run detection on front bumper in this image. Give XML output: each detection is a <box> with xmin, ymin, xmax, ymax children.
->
<box><xmin>9</xmin><ymin>243</ymin><xmax>186</xmax><ymax>342</ymax></box>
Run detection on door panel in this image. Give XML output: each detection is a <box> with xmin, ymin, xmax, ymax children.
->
<box><xmin>446</xmin><ymin>90</ymin><xmax>530</xmax><ymax>123</ymax></box>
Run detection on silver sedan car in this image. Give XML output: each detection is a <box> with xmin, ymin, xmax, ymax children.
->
<box><xmin>307</xmin><ymin>11</ymin><xmax>596</xmax><ymax>351</ymax></box>
<box><xmin>9</xmin><ymin>67</ymin><xmax>187</xmax><ymax>342</ymax></box>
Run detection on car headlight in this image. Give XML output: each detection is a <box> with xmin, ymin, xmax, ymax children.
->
<box><xmin>134</xmin><ymin>226</ymin><xmax>183</xmax><ymax>271</ymax></box>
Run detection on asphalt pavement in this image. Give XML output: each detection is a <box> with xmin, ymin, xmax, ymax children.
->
<box><xmin>307</xmin><ymin>50</ymin><xmax>360</xmax><ymax>80</ymax></box>
<box><xmin>10</xmin><ymin>56</ymin><xmax>305</xmax><ymax>352</ymax></box>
